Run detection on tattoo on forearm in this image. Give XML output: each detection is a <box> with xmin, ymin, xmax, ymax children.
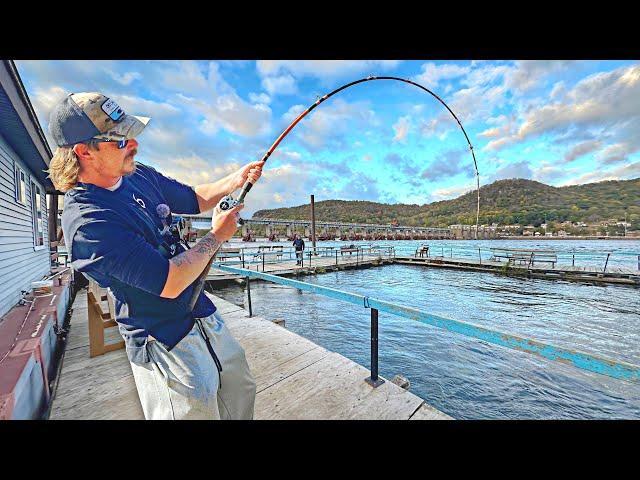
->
<box><xmin>171</xmin><ymin>232</ymin><xmax>221</xmax><ymax>267</ymax></box>
<box><xmin>194</xmin><ymin>232</ymin><xmax>221</xmax><ymax>256</ymax></box>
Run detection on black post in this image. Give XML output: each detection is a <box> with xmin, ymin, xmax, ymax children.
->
<box><xmin>603</xmin><ymin>253</ymin><xmax>610</xmax><ymax>273</ymax></box>
<box><xmin>246</xmin><ymin>276</ymin><xmax>252</xmax><ymax>317</ymax></box>
<box><xmin>478</xmin><ymin>247</ymin><xmax>482</xmax><ymax>265</ymax></box>
<box><xmin>262</xmin><ymin>252</ymin><xmax>265</xmax><ymax>272</ymax></box>
<box><xmin>572</xmin><ymin>254</ymin><xmax>575</xmax><ymax>267</ymax></box>
<box><xmin>335</xmin><ymin>249</ymin><xmax>338</xmax><ymax>266</ymax></box>
<box><xmin>242</xmin><ymin>250</ymin><xmax>245</xmax><ymax>269</ymax></box>
<box><xmin>365</xmin><ymin>308</ymin><xmax>384</xmax><ymax>388</ymax></box>
<box><xmin>310</xmin><ymin>194</ymin><xmax>317</xmax><ymax>256</ymax></box>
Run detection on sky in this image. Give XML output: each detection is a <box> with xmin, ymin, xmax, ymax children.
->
<box><xmin>15</xmin><ymin>60</ymin><xmax>640</xmax><ymax>216</ymax></box>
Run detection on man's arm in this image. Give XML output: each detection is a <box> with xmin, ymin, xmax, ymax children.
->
<box><xmin>194</xmin><ymin>161</ymin><xmax>264</xmax><ymax>213</ymax></box>
<box><xmin>160</xmin><ymin>204</ymin><xmax>242</xmax><ymax>298</ymax></box>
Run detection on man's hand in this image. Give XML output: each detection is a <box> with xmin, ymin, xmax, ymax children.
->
<box><xmin>211</xmin><ymin>204</ymin><xmax>244</xmax><ymax>242</ymax></box>
<box><xmin>229</xmin><ymin>160</ymin><xmax>265</xmax><ymax>191</ymax></box>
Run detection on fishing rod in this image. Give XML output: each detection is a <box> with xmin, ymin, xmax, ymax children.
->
<box><xmin>189</xmin><ymin>75</ymin><xmax>481</xmax><ymax>311</ymax></box>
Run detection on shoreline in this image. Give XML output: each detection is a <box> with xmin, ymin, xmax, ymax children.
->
<box><xmin>229</xmin><ymin>236</ymin><xmax>640</xmax><ymax>242</ymax></box>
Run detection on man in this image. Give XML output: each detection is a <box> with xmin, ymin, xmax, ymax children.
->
<box><xmin>293</xmin><ymin>234</ymin><xmax>305</xmax><ymax>265</ymax></box>
<box><xmin>48</xmin><ymin>92</ymin><xmax>263</xmax><ymax>420</ymax></box>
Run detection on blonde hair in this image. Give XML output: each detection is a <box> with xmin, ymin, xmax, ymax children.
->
<box><xmin>47</xmin><ymin>143</ymin><xmax>97</xmax><ymax>192</ymax></box>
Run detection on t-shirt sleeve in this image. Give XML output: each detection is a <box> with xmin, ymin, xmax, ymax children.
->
<box><xmin>141</xmin><ymin>163</ymin><xmax>201</xmax><ymax>214</ymax></box>
<box><xmin>71</xmin><ymin>217</ymin><xmax>170</xmax><ymax>296</ymax></box>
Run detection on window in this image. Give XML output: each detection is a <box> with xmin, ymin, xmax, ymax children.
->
<box><xmin>14</xmin><ymin>164</ymin><xmax>27</xmax><ymax>204</ymax></box>
<box><xmin>31</xmin><ymin>181</ymin><xmax>45</xmax><ymax>247</ymax></box>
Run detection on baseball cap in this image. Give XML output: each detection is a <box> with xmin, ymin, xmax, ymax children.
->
<box><xmin>49</xmin><ymin>92</ymin><xmax>151</xmax><ymax>147</ymax></box>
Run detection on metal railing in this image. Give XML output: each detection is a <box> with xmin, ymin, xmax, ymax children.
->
<box><xmin>212</xmin><ymin>263</ymin><xmax>640</xmax><ymax>386</ymax></box>
<box><xmin>399</xmin><ymin>243</ymin><xmax>640</xmax><ymax>272</ymax></box>
<box><xmin>215</xmin><ymin>245</ymin><xmax>395</xmax><ymax>272</ymax></box>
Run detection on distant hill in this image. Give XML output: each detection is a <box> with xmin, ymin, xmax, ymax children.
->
<box><xmin>253</xmin><ymin>177</ymin><xmax>640</xmax><ymax>228</ymax></box>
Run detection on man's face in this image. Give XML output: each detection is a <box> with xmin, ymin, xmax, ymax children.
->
<box><xmin>86</xmin><ymin>138</ymin><xmax>139</xmax><ymax>177</ymax></box>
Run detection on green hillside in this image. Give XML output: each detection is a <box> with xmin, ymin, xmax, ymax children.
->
<box><xmin>253</xmin><ymin>177</ymin><xmax>640</xmax><ymax>229</ymax></box>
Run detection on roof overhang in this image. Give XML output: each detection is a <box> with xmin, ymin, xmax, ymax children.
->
<box><xmin>0</xmin><ymin>60</ymin><xmax>55</xmax><ymax>193</ymax></box>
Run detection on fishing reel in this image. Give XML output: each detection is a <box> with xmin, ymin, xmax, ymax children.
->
<box><xmin>217</xmin><ymin>195</ymin><xmax>245</xmax><ymax>225</ymax></box>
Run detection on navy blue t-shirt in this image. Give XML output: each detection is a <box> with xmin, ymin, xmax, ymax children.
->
<box><xmin>62</xmin><ymin>163</ymin><xmax>216</xmax><ymax>364</ymax></box>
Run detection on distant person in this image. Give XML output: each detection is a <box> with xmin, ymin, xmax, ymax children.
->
<box><xmin>48</xmin><ymin>92</ymin><xmax>264</xmax><ymax>420</ymax></box>
<box><xmin>293</xmin><ymin>234</ymin><xmax>305</xmax><ymax>265</ymax></box>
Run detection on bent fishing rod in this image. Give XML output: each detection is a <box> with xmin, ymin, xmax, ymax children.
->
<box><xmin>188</xmin><ymin>75</ymin><xmax>481</xmax><ymax>311</ymax></box>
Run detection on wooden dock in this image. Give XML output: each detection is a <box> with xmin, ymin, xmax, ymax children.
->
<box><xmin>207</xmin><ymin>252</ymin><xmax>393</xmax><ymax>283</ymax></box>
<box><xmin>394</xmin><ymin>255</ymin><xmax>640</xmax><ymax>286</ymax></box>
<box><xmin>49</xmin><ymin>289</ymin><xmax>450</xmax><ymax>420</ymax></box>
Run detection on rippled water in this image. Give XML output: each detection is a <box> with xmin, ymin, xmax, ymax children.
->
<box><xmin>214</xmin><ymin>239</ymin><xmax>640</xmax><ymax>419</ymax></box>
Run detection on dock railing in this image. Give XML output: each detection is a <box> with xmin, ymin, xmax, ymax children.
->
<box><xmin>396</xmin><ymin>243</ymin><xmax>640</xmax><ymax>272</ymax></box>
<box><xmin>213</xmin><ymin>264</ymin><xmax>640</xmax><ymax>386</ymax></box>
<box><xmin>215</xmin><ymin>245</ymin><xmax>395</xmax><ymax>272</ymax></box>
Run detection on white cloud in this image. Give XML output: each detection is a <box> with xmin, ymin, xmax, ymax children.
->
<box><xmin>504</xmin><ymin>61</ymin><xmax>575</xmax><ymax>94</ymax></box>
<box><xmin>261</xmin><ymin>74</ymin><xmax>297</xmax><ymax>96</ymax></box>
<box><xmin>597</xmin><ymin>142</ymin><xmax>638</xmax><ymax>164</ymax></box>
<box><xmin>285</xmin><ymin>99</ymin><xmax>377</xmax><ymax>151</ymax></box>
<box><xmin>564</xmin><ymin>140</ymin><xmax>602</xmax><ymax>162</ymax></box>
<box><xmin>414</xmin><ymin>62</ymin><xmax>471</xmax><ymax>88</ymax></box>
<box><xmin>431</xmin><ymin>182</ymin><xmax>476</xmax><ymax>201</ymax></box>
<box><xmin>109</xmin><ymin>70</ymin><xmax>142</xmax><ymax>86</ymax></box>
<box><xmin>558</xmin><ymin>161</ymin><xmax>640</xmax><ymax>186</ymax></box>
<box><xmin>484</xmin><ymin>64</ymin><xmax>640</xmax><ymax>160</ymax></box>
<box><xmin>249</xmin><ymin>92</ymin><xmax>271</xmax><ymax>104</ymax></box>
<box><xmin>392</xmin><ymin>116</ymin><xmax>411</xmax><ymax>143</ymax></box>
<box><xmin>29</xmin><ymin>85</ymin><xmax>67</xmax><ymax>121</ymax></box>
<box><xmin>256</xmin><ymin>60</ymin><xmax>401</xmax><ymax>81</ymax></box>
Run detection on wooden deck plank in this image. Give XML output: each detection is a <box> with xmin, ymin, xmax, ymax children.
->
<box><xmin>253</xmin><ymin>352</ymin><xmax>427</xmax><ymax>420</ymax></box>
<box><xmin>49</xmin><ymin>288</ymin><xmax>448</xmax><ymax>420</ymax></box>
<box><xmin>411</xmin><ymin>402</ymin><xmax>453</xmax><ymax>420</ymax></box>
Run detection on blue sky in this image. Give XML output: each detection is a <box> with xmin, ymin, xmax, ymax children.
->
<box><xmin>16</xmin><ymin>60</ymin><xmax>640</xmax><ymax>216</ymax></box>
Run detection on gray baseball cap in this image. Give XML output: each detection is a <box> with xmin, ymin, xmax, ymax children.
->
<box><xmin>49</xmin><ymin>92</ymin><xmax>150</xmax><ymax>147</ymax></box>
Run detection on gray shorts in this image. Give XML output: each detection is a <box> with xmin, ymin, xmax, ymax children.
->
<box><xmin>130</xmin><ymin>311</ymin><xmax>256</xmax><ymax>420</ymax></box>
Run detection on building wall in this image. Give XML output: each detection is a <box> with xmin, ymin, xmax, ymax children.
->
<box><xmin>0</xmin><ymin>133</ymin><xmax>50</xmax><ymax>317</ymax></box>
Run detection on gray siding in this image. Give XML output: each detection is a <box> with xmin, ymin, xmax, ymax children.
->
<box><xmin>0</xmin><ymin>132</ymin><xmax>49</xmax><ymax>317</ymax></box>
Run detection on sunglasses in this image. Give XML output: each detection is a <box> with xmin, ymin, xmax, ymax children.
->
<box><xmin>86</xmin><ymin>138</ymin><xmax>130</xmax><ymax>149</ymax></box>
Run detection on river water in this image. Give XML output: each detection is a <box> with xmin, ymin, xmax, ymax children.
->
<box><xmin>214</xmin><ymin>239</ymin><xmax>640</xmax><ymax>419</ymax></box>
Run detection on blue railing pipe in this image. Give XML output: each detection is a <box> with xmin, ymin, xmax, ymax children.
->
<box><xmin>212</xmin><ymin>264</ymin><xmax>640</xmax><ymax>383</ymax></box>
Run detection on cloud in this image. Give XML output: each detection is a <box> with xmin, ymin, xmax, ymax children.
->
<box><xmin>256</xmin><ymin>60</ymin><xmax>401</xmax><ymax>81</ymax></box>
<box><xmin>504</xmin><ymin>61</ymin><xmax>576</xmax><ymax>94</ymax></box>
<box><xmin>431</xmin><ymin>182</ymin><xmax>476</xmax><ymax>201</ymax></box>
<box><xmin>249</xmin><ymin>92</ymin><xmax>271</xmax><ymax>104</ymax></box>
<box><xmin>283</xmin><ymin>99</ymin><xmax>377</xmax><ymax>151</ymax></box>
<box><xmin>109</xmin><ymin>70</ymin><xmax>142</xmax><ymax>86</ymax></box>
<box><xmin>261</xmin><ymin>74</ymin><xmax>297</xmax><ymax>96</ymax></box>
<box><xmin>597</xmin><ymin>142</ymin><xmax>638</xmax><ymax>165</ymax></box>
<box><xmin>414</xmin><ymin>62</ymin><xmax>471</xmax><ymax>88</ymax></box>
<box><xmin>564</xmin><ymin>140</ymin><xmax>602</xmax><ymax>162</ymax></box>
<box><xmin>490</xmin><ymin>161</ymin><xmax>534</xmax><ymax>181</ymax></box>
<box><xmin>392</xmin><ymin>116</ymin><xmax>411</xmax><ymax>143</ymax></box>
<box><xmin>484</xmin><ymin>64</ymin><xmax>640</xmax><ymax>159</ymax></box>
<box><xmin>421</xmin><ymin>149</ymin><xmax>474</xmax><ymax>182</ymax></box>
<box><xmin>558</xmin><ymin>161</ymin><xmax>640</xmax><ymax>186</ymax></box>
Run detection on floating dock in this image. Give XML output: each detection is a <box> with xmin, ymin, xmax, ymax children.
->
<box><xmin>394</xmin><ymin>255</ymin><xmax>640</xmax><ymax>286</ymax></box>
<box><xmin>48</xmin><ymin>288</ymin><xmax>450</xmax><ymax>420</ymax></box>
<box><xmin>207</xmin><ymin>251</ymin><xmax>393</xmax><ymax>283</ymax></box>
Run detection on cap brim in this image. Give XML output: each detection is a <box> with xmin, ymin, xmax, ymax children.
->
<box><xmin>94</xmin><ymin>115</ymin><xmax>151</xmax><ymax>141</ymax></box>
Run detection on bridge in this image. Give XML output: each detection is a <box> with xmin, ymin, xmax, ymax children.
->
<box><xmin>181</xmin><ymin>214</ymin><xmax>457</xmax><ymax>239</ymax></box>
<box><xmin>182</xmin><ymin>214</ymin><xmax>498</xmax><ymax>240</ymax></box>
